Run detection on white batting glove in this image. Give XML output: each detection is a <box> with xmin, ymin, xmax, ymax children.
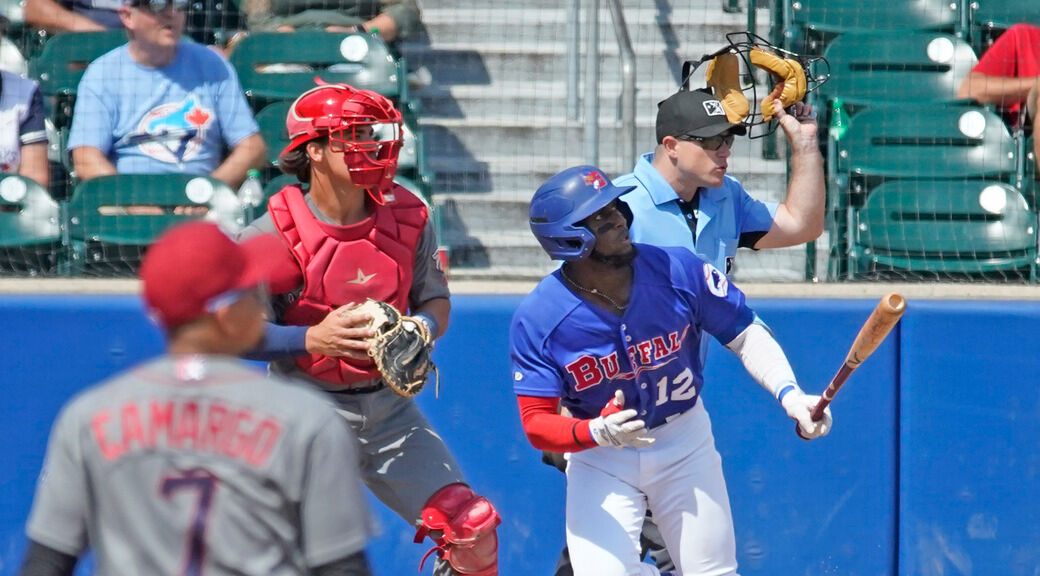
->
<box><xmin>588</xmin><ymin>390</ymin><xmax>655</xmax><ymax>448</ymax></box>
<box><xmin>781</xmin><ymin>388</ymin><xmax>833</xmax><ymax>440</ymax></box>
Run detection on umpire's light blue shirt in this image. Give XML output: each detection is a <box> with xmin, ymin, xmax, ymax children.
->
<box><xmin>616</xmin><ymin>152</ymin><xmax>778</xmax><ymax>276</ymax></box>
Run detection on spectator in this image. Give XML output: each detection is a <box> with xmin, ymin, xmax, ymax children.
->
<box><xmin>956</xmin><ymin>23</ymin><xmax>1040</xmax><ymax>130</ymax></box>
<box><xmin>19</xmin><ymin>221</ymin><xmax>374</xmax><ymax>576</ymax></box>
<box><xmin>23</xmin><ymin>0</ymin><xmax>120</xmax><ymax>33</ymax></box>
<box><xmin>67</xmin><ymin>0</ymin><xmax>266</xmax><ymax>188</ymax></box>
<box><xmin>0</xmin><ymin>68</ymin><xmax>49</xmax><ymax>187</ymax></box>
<box><xmin>241</xmin><ymin>0</ymin><xmax>420</xmax><ymax>44</ymax></box>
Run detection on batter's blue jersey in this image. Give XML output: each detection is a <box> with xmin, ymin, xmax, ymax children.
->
<box><xmin>509</xmin><ymin>244</ymin><xmax>755</xmax><ymax>429</ymax></box>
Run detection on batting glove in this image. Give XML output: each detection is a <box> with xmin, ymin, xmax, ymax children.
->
<box><xmin>588</xmin><ymin>390</ymin><xmax>655</xmax><ymax>448</ymax></box>
<box><xmin>781</xmin><ymin>388</ymin><xmax>832</xmax><ymax>440</ymax></box>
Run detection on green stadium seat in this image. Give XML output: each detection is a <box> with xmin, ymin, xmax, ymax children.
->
<box><xmin>786</xmin><ymin>0</ymin><xmax>958</xmax><ymax>55</ymax></box>
<box><xmin>0</xmin><ymin>175</ymin><xmax>62</xmax><ymax>275</ymax></box>
<box><xmin>817</xmin><ymin>32</ymin><xmax>977</xmax><ymax>112</ymax></box>
<box><xmin>849</xmin><ymin>180</ymin><xmax>1038</xmax><ymax>281</ymax></box>
<box><xmin>967</xmin><ymin>1</ymin><xmax>1040</xmax><ymax>52</ymax></box>
<box><xmin>827</xmin><ymin>103</ymin><xmax>1017</xmax><ymax>279</ymax></box>
<box><xmin>28</xmin><ymin>30</ymin><xmax>126</xmax><ymax>127</ymax></box>
<box><xmin>66</xmin><ymin>173</ymin><xmax>244</xmax><ymax>275</ymax></box>
<box><xmin>229</xmin><ymin>31</ymin><xmax>404</xmax><ymax>110</ymax></box>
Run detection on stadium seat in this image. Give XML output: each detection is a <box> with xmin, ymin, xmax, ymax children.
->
<box><xmin>827</xmin><ymin>103</ymin><xmax>1017</xmax><ymax>279</ymax></box>
<box><xmin>785</xmin><ymin>0</ymin><xmax>959</xmax><ymax>55</ymax></box>
<box><xmin>849</xmin><ymin>179</ymin><xmax>1038</xmax><ymax>282</ymax></box>
<box><xmin>0</xmin><ymin>174</ymin><xmax>62</xmax><ymax>275</ymax></box>
<box><xmin>966</xmin><ymin>1</ymin><xmax>1040</xmax><ymax>53</ymax></box>
<box><xmin>185</xmin><ymin>0</ymin><xmax>245</xmax><ymax>47</ymax></box>
<box><xmin>66</xmin><ymin>173</ymin><xmax>244</xmax><ymax>275</ymax></box>
<box><xmin>29</xmin><ymin>30</ymin><xmax>126</xmax><ymax>128</ymax></box>
<box><xmin>817</xmin><ymin>32</ymin><xmax>977</xmax><ymax>113</ymax></box>
<box><xmin>229</xmin><ymin>31</ymin><xmax>404</xmax><ymax>110</ymax></box>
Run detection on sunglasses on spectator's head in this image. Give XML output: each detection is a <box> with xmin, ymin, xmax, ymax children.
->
<box><xmin>128</xmin><ymin>0</ymin><xmax>187</xmax><ymax>12</ymax></box>
<box><xmin>675</xmin><ymin>132</ymin><xmax>736</xmax><ymax>151</ymax></box>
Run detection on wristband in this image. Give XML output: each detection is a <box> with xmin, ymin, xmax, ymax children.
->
<box><xmin>776</xmin><ymin>383</ymin><xmax>798</xmax><ymax>404</ymax></box>
<box><xmin>413</xmin><ymin>312</ymin><xmax>438</xmax><ymax>339</ymax></box>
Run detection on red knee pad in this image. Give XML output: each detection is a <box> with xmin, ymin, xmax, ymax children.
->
<box><xmin>414</xmin><ymin>483</ymin><xmax>501</xmax><ymax>575</ymax></box>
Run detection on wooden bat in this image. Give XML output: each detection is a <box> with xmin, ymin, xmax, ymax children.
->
<box><xmin>797</xmin><ymin>293</ymin><xmax>906</xmax><ymax>438</ymax></box>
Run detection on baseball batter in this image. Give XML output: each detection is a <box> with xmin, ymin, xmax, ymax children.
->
<box><xmin>511</xmin><ymin>166</ymin><xmax>833</xmax><ymax>576</ymax></box>
<box><xmin>237</xmin><ymin>81</ymin><xmax>500</xmax><ymax>576</ymax></box>
<box><xmin>19</xmin><ymin>222</ymin><xmax>373</xmax><ymax>576</ymax></box>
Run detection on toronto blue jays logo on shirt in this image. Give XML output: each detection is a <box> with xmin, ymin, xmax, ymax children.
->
<box><xmin>132</xmin><ymin>96</ymin><xmax>213</xmax><ymax>163</ymax></box>
<box><xmin>582</xmin><ymin>170</ymin><xmax>608</xmax><ymax>190</ymax></box>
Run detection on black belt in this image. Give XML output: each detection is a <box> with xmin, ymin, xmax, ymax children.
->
<box><xmin>336</xmin><ymin>381</ymin><xmax>385</xmax><ymax>395</ymax></box>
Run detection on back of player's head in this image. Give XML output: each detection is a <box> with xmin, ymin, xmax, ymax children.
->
<box><xmin>529</xmin><ymin>165</ymin><xmax>635</xmax><ymax>261</ymax></box>
<box><xmin>140</xmin><ymin>222</ymin><xmax>282</xmax><ymax>330</ymax></box>
<box><xmin>280</xmin><ymin>78</ymin><xmax>403</xmax><ymax>203</ymax></box>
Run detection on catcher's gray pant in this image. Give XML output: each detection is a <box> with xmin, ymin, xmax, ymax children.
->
<box><xmin>330</xmin><ymin>386</ymin><xmax>466</xmax><ymax>524</ymax></box>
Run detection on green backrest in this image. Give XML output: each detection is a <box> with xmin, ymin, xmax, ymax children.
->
<box><xmin>230</xmin><ymin>31</ymin><xmax>402</xmax><ymax>107</ymax></box>
<box><xmin>818</xmin><ymin>32</ymin><xmax>977</xmax><ymax>108</ymax></box>
<box><xmin>791</xmin><ymin>0</ymin><xmax>958</xmax><ymax>35</ymax></box>
<box><xmin>969</xmin><ymin>1</ymin><xmax>1040</xmax><ymax>33</ymax></box>
<box><xmin>29</xmin><ymin>30</ymin><xmax>127</xmax><ymax>98</ymax></box>
<box><xmin>0</xmin><ymin>175</ymin><xmax>61</xmax><ymax>247</ymax></box>
<box><xmin>853</xmin><ymin>179</ymin><xmax>1037</xmax><ymax>275</ymax></box>
<box><xmin>67</xmin><ymin>174</ymin><xmax>244</xmax><ymax>246</ymax></box>
<box><xmin>838</xmin><ymin>104</ymin><xmax>1016</xmax><ymax>183</ymax></box>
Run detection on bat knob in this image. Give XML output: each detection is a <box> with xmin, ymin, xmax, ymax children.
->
<box><xmin>795</xmin><ymin>423</ymin><xmax>811</xmax><ymax>441</ymax></box>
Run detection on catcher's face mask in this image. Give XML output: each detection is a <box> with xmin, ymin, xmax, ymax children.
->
<box><xmin>680</xmin><ymin>31</ymin><xmax>830</xmax><ymax>137</ymax></box>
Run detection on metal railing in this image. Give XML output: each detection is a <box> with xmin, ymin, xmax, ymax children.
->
<box><xmin>566</xmin><ymin>0</ymin><xmax>636</xmax><ymax>168</ymax></box>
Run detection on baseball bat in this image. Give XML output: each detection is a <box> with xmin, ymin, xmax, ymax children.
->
<box><xmin>797</xmin><ymin>293</ymin><xmax>906</xmax><ymax>437</ymax></box>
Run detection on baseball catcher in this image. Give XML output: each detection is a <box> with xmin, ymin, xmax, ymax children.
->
<box><xmin>684</xmin><ymin>31</ymin><xmax>829</xmax><ymax>134</ymax></box>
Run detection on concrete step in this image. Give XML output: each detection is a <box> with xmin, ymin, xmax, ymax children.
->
<box><xmin>411</xmin><ymin>81</ymin><xmax>682</xmax><ymax>121</ymax></box>
<box><xmin>440</xmin><ymin>229</ymin><xmax>822</xmax><ymax>283</ymax></box>
<box><xmin>399</xmin><ymin>41</ymin><xmax>751</xmax><ymax>87</ymax></box>
<box><xmin>409</xmin><ymin>6</ymin><xmax>767</xmax><ymax>48</ymax></box>
<box><xmin>427</xmin><ymin>150</ymin><xmax>788</xmax><ymax>196</ymax></box>
<box><xmin>421</xmin><ymin>117</ymin><xmax>789</xmax><ymax>171</ymax></box>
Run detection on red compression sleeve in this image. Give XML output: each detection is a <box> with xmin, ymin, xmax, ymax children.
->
<box><xmin>517</xmin><ymin>395</ymin><xmax>595</xmax><ymax>453</ymax></box>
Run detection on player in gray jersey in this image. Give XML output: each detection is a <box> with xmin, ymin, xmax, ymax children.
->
<box><xmin>19</xmin><ymin>221</ymin><xmax>373</xmax><ymax>576</ymax></box>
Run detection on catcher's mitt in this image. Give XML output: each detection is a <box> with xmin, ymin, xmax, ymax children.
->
<box><xmin>353</xmin><ymin>298</ymin><xmax>436</xmax><ymax>398</ymax></box>
<box><xmin>705</xmin><ymin>52</ymin><xmax>750</xmax><ymax>124</ymax></box>
<box><xmin>749</xmin><ymin>47</ymin><xmax>807</xmax><ymax>121</ymax></box>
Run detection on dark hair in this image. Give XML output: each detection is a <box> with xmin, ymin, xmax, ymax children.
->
<box><xmin>278</xmin><ymin>136</ymin><xmax>328</xmax><ymax>184</ymax></box>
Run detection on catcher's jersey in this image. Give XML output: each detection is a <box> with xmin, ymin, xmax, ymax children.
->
<box><xmin>510</xmin><ymin>244</ymin><xmax>755</xmax><ymax>428</ymax></box>
<box><xmin>25</xmin><ymin>355</ymin><xmax>371</xmax><ymax>576</ymax></box>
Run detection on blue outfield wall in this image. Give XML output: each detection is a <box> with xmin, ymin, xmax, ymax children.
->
<box><xmin>0</xmin><ymin>294</ymin><xmax>1037</xmax><ymax>575</ymax></box>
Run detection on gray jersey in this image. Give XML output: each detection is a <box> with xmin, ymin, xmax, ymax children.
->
<box><xmin>25</xmin><ymin>355</ymin><xmax>370</xmax><ymax>576</ymax></box>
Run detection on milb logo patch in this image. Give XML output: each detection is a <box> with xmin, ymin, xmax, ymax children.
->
<box><xmin>703</xmin><ymin>100</ymin><xmax>727</xmax><ymax>116</ymax></box>
<box><xmin>703</xmin><ymin>262</ymin><xmax>729</xmax><ymax>298</ymax></box>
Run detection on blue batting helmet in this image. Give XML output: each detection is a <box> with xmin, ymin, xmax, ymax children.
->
<box><xmin>529</xmin><ymin>165</ymin><xmax>636</xmax><ymax>261</ymax></box>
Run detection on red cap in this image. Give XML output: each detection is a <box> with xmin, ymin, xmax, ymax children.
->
<box><xmin>141</xmin><ymin>222</ymin><xmax>284</xmax><ymax>329</ymax></box>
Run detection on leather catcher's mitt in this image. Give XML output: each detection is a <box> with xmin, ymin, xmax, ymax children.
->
<box><xmin>749</xmin><ymin>47</ymin><xmax>807</xmax><ymax>121</ymax></box>
<box><xmin>705</xmin><ymin>52</ymin><xmax>750</xmax><ymax>124</ymax></box>
<box><xmin>353</xmin><ymin>299</ymin><xmax>436</xmax><ymax>398</ymax></box>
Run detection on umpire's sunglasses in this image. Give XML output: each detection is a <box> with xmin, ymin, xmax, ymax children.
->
<box><xmin>128</xmin><ymin>0</ymin><xmax>188</xmax><ymax>12</ymax></box>
<box><xmin>676</xmin><ymin>132</ymin><xmax>736</xmax><ymax>151</ymax></box>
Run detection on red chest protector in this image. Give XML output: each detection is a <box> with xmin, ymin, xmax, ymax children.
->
<box><xmin>268</xmin><ymin>184</ymin><xmax>428</xmax><ymax>387</ymax></box>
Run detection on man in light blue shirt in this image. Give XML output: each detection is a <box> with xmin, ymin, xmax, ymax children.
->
<box><xmin>617</xmin><ymin>88</ymin><xmax>824</xmax><ymax>278</ymax></box>
<box><xmin>68</xmin><ymin>0</ymin><xmax>266</xmax><ymax>188</ymax></box>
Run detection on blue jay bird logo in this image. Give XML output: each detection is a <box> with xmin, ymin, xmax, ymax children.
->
<box><xmin>132</xmin><ymin>96</ymin><xmax>214</xmax><ymax>164</ymax></box>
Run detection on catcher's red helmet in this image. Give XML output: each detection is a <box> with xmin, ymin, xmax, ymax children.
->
<box><xmin>282</xmin><ymin>80</ymin><xmax>403</xmax><ymax>203</ymax></box>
